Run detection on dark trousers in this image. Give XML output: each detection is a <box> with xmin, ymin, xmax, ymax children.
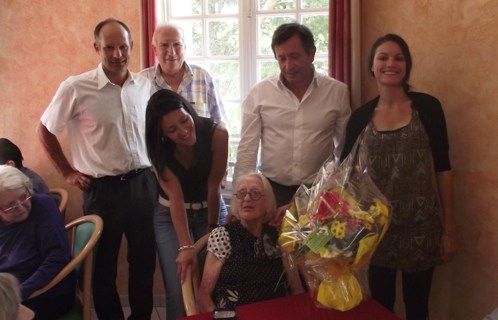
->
<box><xmin>22</xmin><ymin>291</ymin><xmax>74</xmax><ymax>320</ymax></box>
<box><xmin>266</xmin><ymin>178</ymin><xmax>300</xmax><ymax>208</ymax></box>
<box><xmin>369</xmin><ymin>265</ymin><xmax>434</xmax><ymax>320</ymax></box>
<box><xmin>83</xmin><ymin>169</ymin><xmax>157</xmax><ymax>320</ymax></box>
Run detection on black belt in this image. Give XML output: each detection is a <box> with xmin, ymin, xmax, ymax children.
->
<box><xmin>97</xmin><ymin>168</ymin><xmax>148</xmax><ymax>181</ymax></box>
<box><xmin>266</xmin><ymin>178</ymin><xmax>300</xmax><ymax>191</ymax></box>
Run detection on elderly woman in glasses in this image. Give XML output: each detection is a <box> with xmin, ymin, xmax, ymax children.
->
<box><xmin>0</xmin><ymin>165</ymin><xmax>75</xmax><ymax>320</ymax></box>
<box><xmin>196</xmin><ymin>173</ymin><xmax>303</xmax><ymax>312</ymax></box>
<box><xmin>0</xmin><ymin>273</ymin><xmax>35</xmax><ymax>320</ymax></box>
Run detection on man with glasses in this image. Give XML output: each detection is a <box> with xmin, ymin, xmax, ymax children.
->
<box><xmin>36</xmin><ymin>19</ymin><xmax>156</xmax><ymax>320</ymax></box>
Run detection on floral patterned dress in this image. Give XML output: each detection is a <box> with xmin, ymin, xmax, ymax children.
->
<box><xmin>208</xmin><ymin>222</ymin><xmax>288</xmax><ymax>307</ymax></box>
<box><xmin>365</xmin><ymin>110</ymin><xmax>443</xmax><ymax>272</ymax></box>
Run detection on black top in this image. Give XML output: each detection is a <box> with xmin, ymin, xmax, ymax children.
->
<box><xmin>159</xmin><ymin>117</ymin><xmax>217</xmax><ymax>202</ymax></box>
<box><xmin>340</xmin><ymin>92</ymin><xmax>451</xmax><ymax>172</ymax></box>
<box><xmin>213</xmin><ymin>221</ymin><xmax>288</xmax><ymax>307</ymax></box>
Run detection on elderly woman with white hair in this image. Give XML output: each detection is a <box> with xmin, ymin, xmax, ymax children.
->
<box><xmin>196</xmin><ymin>173</ymin><xmax>303</xmax><ymax>312</ymax></box>
<box><xmin>0</xmin><ymin>165</ymin><xmax>75</xmax><ymax>320</ymax></box>
<box><xmin>0</xmin><ymin>273</ymin><xmax>35</xmax><ymax>320</ymax></box>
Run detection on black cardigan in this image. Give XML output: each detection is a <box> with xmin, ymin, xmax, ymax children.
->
<box><xmin>340</xmin><ymin>92</ymin><xmax>451</xmax><ymax>172</ymax></box>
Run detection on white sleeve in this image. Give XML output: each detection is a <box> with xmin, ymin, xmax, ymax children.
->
<box><xmin>233</xmin><ymin>90</ymin><xmax>261</xmax><ymax>189</ymax></box>
<box><xmin>40</xmin><ymin>80</ymin><xmax>77</xmax><ymax>136</ymax></box>
<box><xmin>332</xmin><ymin>85</ymin><xmax>351</xmax><ymax>161</ymax></box>
<box><xmin>207</xmin><ymin>227</ymin><xmax>231</xmax><ymax>264</ymax></box>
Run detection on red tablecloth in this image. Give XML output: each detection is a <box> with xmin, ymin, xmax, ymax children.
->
<box><xmin>179</xmin><ymin>293</ymin><xmax>402</xmax><ymax>320</ymax></box>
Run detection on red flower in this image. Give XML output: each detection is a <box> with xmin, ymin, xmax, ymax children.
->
<box><xmin>313</xmin><ymin>191</ymin><xmax>353</xmax><ymax>226</ymax></box>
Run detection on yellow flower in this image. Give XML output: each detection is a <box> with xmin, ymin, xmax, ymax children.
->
<box><xmin>331</xmin><ymin>221</ymin><xmax>347</xmax><ymax>239</ymax></box>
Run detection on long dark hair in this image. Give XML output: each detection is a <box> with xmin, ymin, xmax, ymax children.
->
<box><xmin>145</xmin><ymin>89</ymin><xmax>202</xmax><ymax>178</ymax></box>
<box><xmin>368</xmin><ymin>33</ymin><xmax>413</xmax><ymax>93</ymax></box>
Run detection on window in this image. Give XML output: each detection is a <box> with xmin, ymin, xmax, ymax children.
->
<box><xmin>158</xmin><ymin>0</ymin><xmax>329</xmax><ymax>189</ymax></box>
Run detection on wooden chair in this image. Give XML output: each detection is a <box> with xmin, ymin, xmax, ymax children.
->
<box><xmin>29</xmin><ymin>215</ymin><xmax>103</xmax><ymax>320</ymax></box>
<box><xmin>50</xmin><ymin>188</ymin><xmax>69</xmax><ymax>219</ymax></box>
<box><xmin>181</xmin><ymin>233</ymin><xmax>211</xmax><ymax>316</ymax></box>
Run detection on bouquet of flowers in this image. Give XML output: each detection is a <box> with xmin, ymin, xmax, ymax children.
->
<box><xmin>279</xmin><ymin>129</ymin><xmax>391</xmax><ymax>311</ymax></box>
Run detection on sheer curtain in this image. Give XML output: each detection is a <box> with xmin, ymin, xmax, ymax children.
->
<box><xmin>141</xmin><ymin>0</ymin><xmax>157</xmax><ymax>69</ymax></box>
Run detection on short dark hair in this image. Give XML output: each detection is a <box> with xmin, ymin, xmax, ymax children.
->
<box><xmin>368</xmin><ymin>33</ymin><xmax>413</xmax><ymax>93</ymax></box>
<box><xmin>94</xmin><ymin>18</ymin><xmax>132</xmax><ymax>48</ymax></box>
<box><xmin>145</xmin><ymin>89</ymin><xmax>202</xmax><ymax>178</ymax></box>
<box><xmin>271</xmin><ymin>23</ymin><xmax>315</xmax><ymax>57</ymax></box>
<box><xmin>0</xmin><ymin>138</ymin><xmax>23</xmax><ymax>169</ymax></box>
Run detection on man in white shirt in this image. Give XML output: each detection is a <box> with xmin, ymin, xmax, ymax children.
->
<box><xmin>233</xmin><ymin>23</ymin><xmax>351</xmax><ymax>214</ymax></box>
<box><xmin>36</xmin><ymin>19</ymin><xmax>156</xmax><ymax>320</ymax></box>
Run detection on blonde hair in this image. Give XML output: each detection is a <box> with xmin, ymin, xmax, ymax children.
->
<box><xmin>0</xmin><ymin>165</ymin><xmax>33</xmax><ymax>195</ymax></box>
<box><xmin>231</xmin><ymin>173</ymin><xmax>276</xmax><ymax>221</ymax></box>
<box><xmin>0</xmin><ymin>273</ymin><xmax>21</xmax><ymax>320</ymax></box>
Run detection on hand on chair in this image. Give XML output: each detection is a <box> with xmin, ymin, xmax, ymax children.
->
<box><xmin>176</xmin><ymin>249</ymin><xmax>198</xmax><ymax>284</ymax></box>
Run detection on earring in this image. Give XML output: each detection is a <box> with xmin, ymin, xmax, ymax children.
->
<box><xmin>162</xmin><ymin>135</ymin><xmax>167</xmax><ymax>143</ymax></box>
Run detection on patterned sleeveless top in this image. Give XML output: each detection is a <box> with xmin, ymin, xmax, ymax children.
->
<box><xmin>366</xmin><ymin>110</ymin><xmax>443</xmax><ymax>272</ymax></box>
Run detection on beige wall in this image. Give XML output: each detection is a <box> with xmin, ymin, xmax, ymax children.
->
<box><xmin>361</xmin><ymin>1</ymin><xmax>498</xmax><ymax>319</ymax></box>
<box><xmin>0</xmin><ymin>0</ymin><xmax>164</xmax><ymax>297</ymax></box>
<box><xmin>2</xmin><ymin>0</ymin><xmax>498</xmax><ymax>316</ymax></box>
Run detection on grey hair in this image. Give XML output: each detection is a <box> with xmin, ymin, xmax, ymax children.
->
<box><xmin>0</xmin><ymin>273</ymin><xmax>21</xmax><ymax>320</ymax></box>
<box><xmin>0</xmin><ymin>165</ymin><xmax>33</xmax><ymax>194</ymax></box>
<box><xmin>231</xmin><ymin>173</ymin><xmax>276</xmax><ymax>221</ymax></box>
<box><xmin>152</xmin><ymin>22</ymin><xmax>185</xmax><ymax>45</ymax></box>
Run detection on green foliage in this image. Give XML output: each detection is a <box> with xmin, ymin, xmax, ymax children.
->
<box><xmin>207</xmin><ymin>0</ymin><xmax>239</xmax><ymax>14</ymax></box>
<box><xmin>259</xmin><ymin>16</ymin><xmax>296</xmax><ymax>55</ymax></box>
<box><xmin>209</xmin><ymin>62</ymin><xmax>240</xmax><ymax>99</ymax></box>
<box><xmin>259</xmin><ymin>0</ymin><xmax>295</xmax><ymax>10</ymax></box>
<box><xmin>302</xmin><ymin>14</ymin><xmax>328</xmax><ymax>54</ymax></box>
<box><xmin>208</xmin><ymin>20</ymin><xmax>239</xmax><ymax>56</ymax></box>
<box><xmin>260</xmin><ymin>61</ymin><xmax>279</xmax><ymax>80</ymax></box>
<box><xmin>301</xmin><ymin>0</ymin><xmax>329</xmax><ymax>9</ymax></box>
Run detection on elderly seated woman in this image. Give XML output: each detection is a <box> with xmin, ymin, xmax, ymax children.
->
<box><xmin>0</xmin><ymin>165</ymin><xmax>75</xmax><ymax>320</ymax></box>
<box><xmin>0</xmin><ymin>273</ymin><xmax>35</xmax><ymax>320</ymax></box>
<box><xmin>196</xmin><ymin>173</ymin><xmax>303</xmax><ymax>312</ymax></box>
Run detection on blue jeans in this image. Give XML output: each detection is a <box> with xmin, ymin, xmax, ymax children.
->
<box><xmin>218</xmin><ymin>197</ymin><xmax>228</xmax><ymax>225</ymax></box>
<box><xmin>154</xmin><ymin>203</ymin><xmax>208</xmax><ymax>320</ymax></box>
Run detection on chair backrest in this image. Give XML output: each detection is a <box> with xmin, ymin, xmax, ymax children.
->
<box><xmin>49</xmin><ymin>188</ymin><xmax>69</xmax><ymax>220</ymax></box>
<box><xmin>29</xmin><ymin>215</ymin><xmax>103</xmax><ymax>320</ymax></box>
<box><xmin>182</xmin><ymin>233</ymin><xmax>210</xmax><ymax>316</ymax></box>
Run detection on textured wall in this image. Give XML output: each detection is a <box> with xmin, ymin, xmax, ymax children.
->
<box><xmin>361</xmin><ymin>1</ymin><xmax>498</xmax><ymax>319</ymax></box>
<box><xmin>0</xmin><ymin>0</ymin><xmax>164</xmax><ymax>296</ymax></box>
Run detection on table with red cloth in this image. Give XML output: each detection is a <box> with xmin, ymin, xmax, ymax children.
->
<box><xmin>179</xmin><ymin>292</ymin><xmax>402</xmax><ymax>320</ymax></box>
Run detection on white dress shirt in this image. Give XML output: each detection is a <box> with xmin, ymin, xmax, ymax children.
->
<box><xmin>40</xmin><ymin>63</ymin><xmax>152</xmax><ymax>177</ymax></box>
<box><xmin>233</xmin><ymin>70</ymin><xmax>351</xmax><ymax>188</ymax></box>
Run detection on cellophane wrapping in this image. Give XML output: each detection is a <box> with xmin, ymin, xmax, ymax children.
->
<box><xmin>278</xmin><ymin>128</ymin><xmax>392</xmax><ymax>311</ymax></box>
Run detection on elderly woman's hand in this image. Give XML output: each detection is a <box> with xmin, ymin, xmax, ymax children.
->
<box><xmin>176</xmin><ymin>249</ymin><xmax>198</xmax><ymax>284</ymax></box>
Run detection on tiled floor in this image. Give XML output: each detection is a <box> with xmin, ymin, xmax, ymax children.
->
<box><xmin>90</xmin><ymin>307</ymin><xmax>166</xmax><ymax>320</ymax></box>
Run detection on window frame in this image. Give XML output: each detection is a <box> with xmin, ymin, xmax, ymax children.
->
<box><xmin>156</xmin><ymin>0</ymin><xmax>331</xmax><ymax>195</ymax></box>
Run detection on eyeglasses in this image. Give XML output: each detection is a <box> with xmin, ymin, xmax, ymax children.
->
<box><xmin>234</xmin><ymin>190</ymin><xmax>264</xmax><ymax>201</ymax></box>
<box><xmin>1</xmin><ymin>189</ymin><xmax>32</xmax><ymax>214</ymax></box>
